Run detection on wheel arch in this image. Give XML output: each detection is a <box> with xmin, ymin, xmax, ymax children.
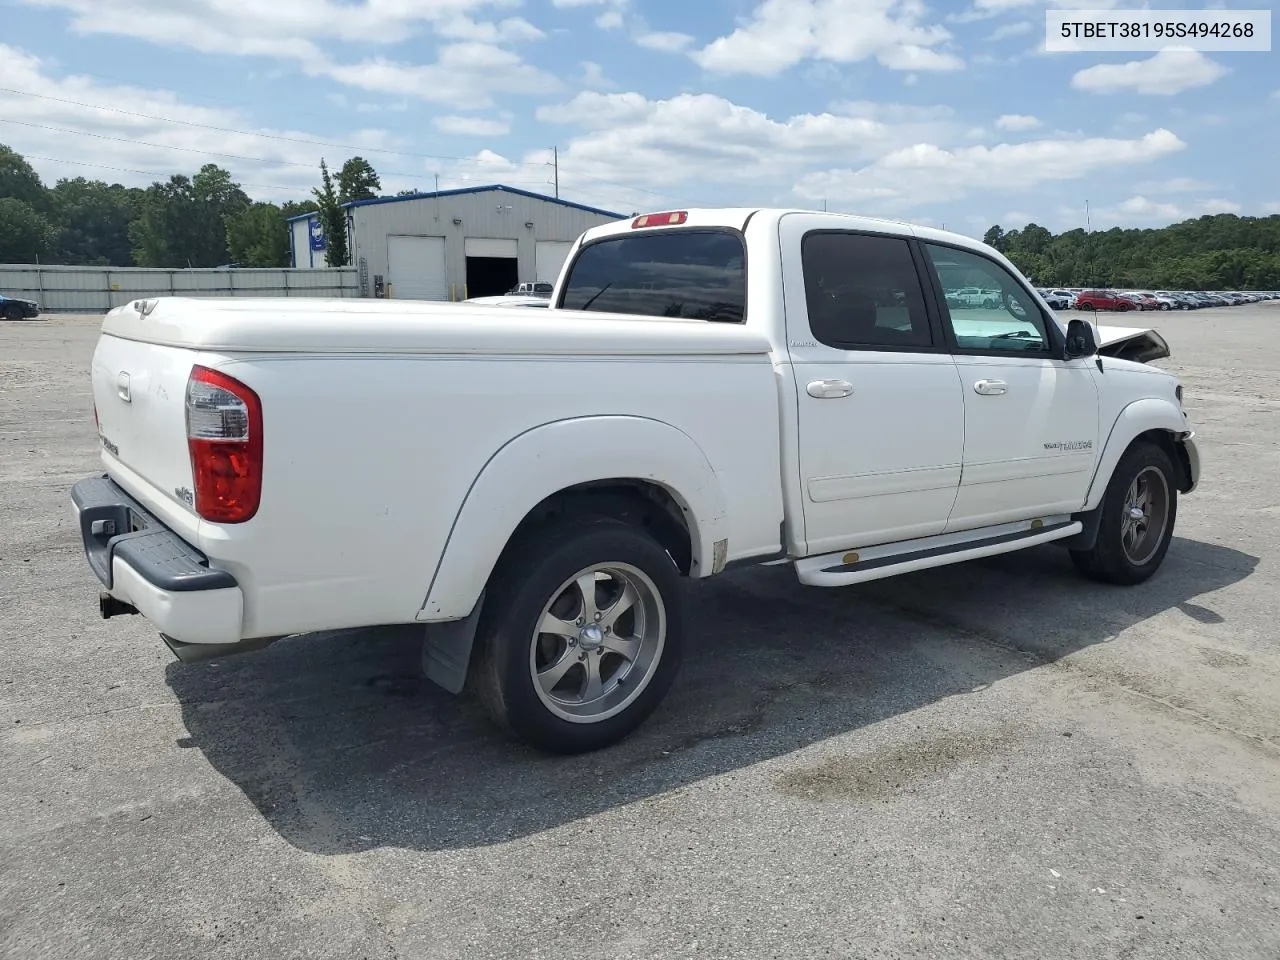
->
<box><xmin>418</xmin><ymin>415</ymin><xmax>728</xmax><ymax>623</ymax></box>
<box><xmin>1083</xmin><ymin>398</ymin><xmax>1193</xmax><ymax>512</ymax></box>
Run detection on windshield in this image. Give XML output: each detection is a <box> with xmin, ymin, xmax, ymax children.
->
<box><xmin>559</xmin><ymin>230</ymin><xmax>746</xmax><ymax>322</ymax></box>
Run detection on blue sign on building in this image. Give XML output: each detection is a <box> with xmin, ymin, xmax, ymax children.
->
<box><xmin>308</xmin><ymin>218</ymin><xmax>326</xmax><ymax>252</ymax></box>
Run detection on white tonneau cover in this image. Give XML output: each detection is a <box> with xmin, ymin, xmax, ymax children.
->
<box><xmin>101</xmin><ymin>297</ymin><xmax>772</xmax><ymax>357</ymax></box>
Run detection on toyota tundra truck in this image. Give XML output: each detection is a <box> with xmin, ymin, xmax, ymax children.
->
<box><xmin>72</xmin><ymin>208</ymin><xmax>1200</xmax><ymax>752</ymax></box>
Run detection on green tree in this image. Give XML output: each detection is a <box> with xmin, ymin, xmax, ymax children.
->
<box><xmin>312</xmin><ymin>158</ymin><xmax>349</xmax><ymax>267</ymax></box>
<box><xmin>0</xmin><ymin>145</ymin><xmax>47</xmax><ymax>210</ymax></box>
<box><xmin>985</xmin><ymin>213</ymin><xmax>1280</xmax><ymax>290</ymax></box>
<box><xmin>337</xmin><ymin>156</ymin><xmax>381</xmax><ymax>205</ymax></box>
<box><xmin>0</xmin><ymin>197</ymin><xmax>55</xmax><ymax>262</ymax></box>
<box><xmin>51</xmin><ymin>178</ymin><xmax>141</xmax><ymax>265</ymax></box>
<box><xmin>130</xmin><ymin>164</ymin><xmax>249</xmax><ymax>267</ymax></box>
<box><xmin>982</xmin><ymin>225</ymin><xmax>1005</xmax><ymax>251</ymax></box>
<box><xmin>226</xmin><ymin>202</ymin><xmax>291</xmax><ymax>267</ymax></box>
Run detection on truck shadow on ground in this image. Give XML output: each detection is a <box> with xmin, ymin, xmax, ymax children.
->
<box><xmin>166</xmin><ymin>536</ymin><xmax>1257</xmax><ymax>855</ymax></box>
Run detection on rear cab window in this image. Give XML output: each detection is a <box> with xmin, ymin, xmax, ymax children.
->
<box><xmin>558</xmin><ymin>230</ymin><xmax>746</xmax><ymax>322</ymax></box>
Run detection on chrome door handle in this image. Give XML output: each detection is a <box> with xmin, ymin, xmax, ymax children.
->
<box><xmin>973</xmin><ymin>379</ymin><xmax>1007</xmax><ymax>396</ymax></box>
<box><xmin>807</xmin><ymin>379</ymin><xmax>853</xmax><ymax>399</ymax></box>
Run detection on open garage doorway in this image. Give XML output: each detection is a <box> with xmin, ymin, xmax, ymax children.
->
<box><xmin>464</xmin><ymin>238</ymin><xmax>518</xmax><ymax>298</ymax></box>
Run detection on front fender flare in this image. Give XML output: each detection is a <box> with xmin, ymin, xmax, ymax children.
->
<box><xmin>418</xmin><ymin>415</ymin><xmax>729</xmax><ymax>622</ymax></box>
<box><xmin>1083</xmin><ymin>397</ymin><xmax>1190</xmax><ymax>511</ymax></box>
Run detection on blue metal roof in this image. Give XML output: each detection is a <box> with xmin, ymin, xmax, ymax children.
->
<box><xmin>339</xmin><ymin>184</ymin><xmax>623</xmax><ymax>219</ymax></box>
<box><xmin>285</xmin><ymin>210</ymin><xmax>320</xmax><ymax>224</ymax></box>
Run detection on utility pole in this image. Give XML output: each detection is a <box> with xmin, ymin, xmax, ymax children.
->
<box><xmin>553</xmin><ymin>146</ymin><xmax>559</xmax><ymax>198</ymax></box>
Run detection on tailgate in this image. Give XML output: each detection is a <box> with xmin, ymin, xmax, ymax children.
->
<box><xmin>91</xmin><ymin>333</ymin><xmax>198</xmax><ymax>515</ymax></box>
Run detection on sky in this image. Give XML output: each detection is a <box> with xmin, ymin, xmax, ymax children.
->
<box><xmin>1</xmin><ymin>0</ymin><xmax>1276</xmax><ymax>238</ymax></box>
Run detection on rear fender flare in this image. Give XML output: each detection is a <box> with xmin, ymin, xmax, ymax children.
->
<box><xmin>1083</xmin><ymin>398</ymin><xmax>1189</xmax><ymax>512</ymax></box>
<box><xmin>419</xmin><ymin>415</ymin><xmax>728</xmax><ymax>622</ymax></box>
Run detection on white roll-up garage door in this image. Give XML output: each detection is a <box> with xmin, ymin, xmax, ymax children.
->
<box><xmin>387</xmin><ymin>235</ymin><xmax>447</xmax><ymax>300</ymax></box>
<box><xmin>535</xmin><ymin>241</ymin><xmax>573</xmax><ymax>283</ymax></box>
<box><xmin>464</xmin><ymin>238</ymin><xmax>518</xmax><ymax>259</ymax></box>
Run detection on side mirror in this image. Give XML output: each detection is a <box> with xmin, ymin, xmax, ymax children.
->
<box><xmin>1001</xmin><ymin>289</ymin><xmax>1029</xmax><ymax>318</ymax></box>
<box><xmin>1065</xmin><ymin>317</ymin><xmax>1097</xmax><ymax>359</ymax></box>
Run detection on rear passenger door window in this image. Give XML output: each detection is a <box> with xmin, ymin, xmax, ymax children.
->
<box><xmin>801</xmin><ymin>232</ymin><xmax>936</xmax><ymax>350</ymax></box>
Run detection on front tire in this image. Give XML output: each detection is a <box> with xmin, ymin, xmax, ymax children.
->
<box><xmin>470</xmin><ymin>517</ymin><xmax>685</xmax><ymax>753</ymax></box>
<box><xmin>2</xmin><ymin>303</ymin><xmax>24</xmax><ymax>321</ymax></box>
<box><xmin>1071</xmin><ymin>440</ymin><xmax>1177</xmax><ymax>585</ymax></box>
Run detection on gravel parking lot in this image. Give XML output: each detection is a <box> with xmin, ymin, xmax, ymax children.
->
<box><xmin>3</xmin><ymin>306</ymin><xmax>1279</xmax><ymax>960</ymax></box>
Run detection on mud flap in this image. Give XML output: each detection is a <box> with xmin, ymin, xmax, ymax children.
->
<box><xmin>1059</xmin><ymin>507</ymin><xmax>1103</xmax><ymax>552</ymax></box>
<box><xmin>419</xmin><ymin>591</ymin><xmax>486</xmax><ymax>695</ymax></box>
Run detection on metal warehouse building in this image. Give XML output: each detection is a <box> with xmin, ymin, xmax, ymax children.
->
<box><xmin>288</xmin><ymin>184</ymin><xmax>622</xmax><ymax>301</ymax></box>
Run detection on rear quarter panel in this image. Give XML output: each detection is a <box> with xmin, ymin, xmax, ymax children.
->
<box><xmin>198</xmin><ymin>350</ymin><xmax>784</xmax><ymax>639</ymax></box>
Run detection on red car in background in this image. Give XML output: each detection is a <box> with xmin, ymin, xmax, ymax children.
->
<box><xmin>1075</xmin><ymin>290</ymin><xmax>1135</xmax><ymax>311</ymax></box>
<box><xmin>1121</xmin><ymin>293</ymin><xmax>1161</xmax><ymax>311</ymax></box>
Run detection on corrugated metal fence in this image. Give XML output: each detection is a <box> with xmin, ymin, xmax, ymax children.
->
<box><xmin>0</xmin><ymin>264</ymin><xmax>361</xmax><ymax>313</ymax></box>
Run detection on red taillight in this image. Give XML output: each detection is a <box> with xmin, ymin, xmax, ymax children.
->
<box><xmin>632</xmin><ymin>211</ymin><xmax>687</xmax><ymax>229</ymax></box>
<box><xmin>185</xmin><ymin>365</ymin><xmax>263</xmax><ymax>523</ymax></box>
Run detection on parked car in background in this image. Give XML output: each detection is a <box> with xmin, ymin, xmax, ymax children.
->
<box><xmin>1037</xmin><ymin>288</ymin><xmax>1073</xmax><ymax>310</ymax></box>
<box><xmin>507</xmin><ymin>282</ymin><xmax>555</xmax><ymax>297</ymax></box>
<box><xmin>1119</xmin><ymin>293</ymin><xmax>1157</xmax><ymax>311</ymax></box>
<box><xmin>1</xmin><ymin>293</ymin><xmax>41</xmax><ymax>320</ymax></box>
<box><xmin>1076</xmin><ymin>290</ymin><xmax>1135</xmax><ymax>312</ymax></box>
<box><xmin>1156</xmin><ymin>292</ymin><xmax>1197</xmax><ymax>310</ymax></box>
<box><xmin>1131</xmin><ymin>292</ymin><xmax>1181</xmax><ymax>311</ymax></box>
<box><xmin>946</xmin><ymin>286</ymin><xmax>1003</xmax><ymax>309</ymax></box>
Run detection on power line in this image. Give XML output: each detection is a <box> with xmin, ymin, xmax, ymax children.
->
<box><xmin>18</xmin><ymin>153</ymin><xmax>305</xmax><ymax>193</ymax></box>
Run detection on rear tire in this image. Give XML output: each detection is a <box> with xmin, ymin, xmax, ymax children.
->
<box><xmin>470</xmin><ymin>517</ymin><xmax>685</xmax><ymax>753</ymax></box>
<box><xmin>2</xmin><ymin>303</ymin><xmax>24</xmax><ymax>321</ymax></box>
<box><xmin>1071</xmin><ymin>440</ymin><xmax>1177</xmax><ymax>585</ymax></box>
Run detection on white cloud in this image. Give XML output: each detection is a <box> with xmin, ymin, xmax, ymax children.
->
<box><xmin>635</xmin><ymin>31</ymin><xmax>695</xmax><ymax>52</ymax></box>
<box><xmin>794</xmin><ymin>129</ymin><xmax>1187</xmax><ymax>208</ymax></box>
<box><xmin>995</xmin><ymin>113</ymin><xmax>1040</xmax><ymax>130</ymax></box>
<box><xmin>1094</xmin><ymin>195</ymin><xmax>1242</xmax><ymax>225</ymax></box>
<box><xmin>1135</xmin><ymin>176</ymin><xmax>1216</xmax><ymax>193</ymax></box>
<box><xmin>1072</xmin><ymin>48</ymin><xmax>1228</xmax><ymax>96</ymax></box>
<box><xmin>17</xmin><ymin>0</ymin><xmax>534</xmax><ymax>56</ymax></box>
<box><xmin>524</xmin><ymin>90</ymin><xmax>983</xmax><ymax>212</ymax></box>
<box><xmin>1263</xmin><ymin>202</ymin><xmax>1280</xmax><ymax>214</ymax></box>
<box><xmin>15</xmin><ymin>0</ymin><xmax>552</xmax><ymax>107</ymax></box>
<box><xmin>691</xmin><ymin>0</ymin><xmax>963</xmax><ymax>76</ymax></box>
<box><xmin>579</xmin><ymin>61</ymin><xmax>615</xmax><ymax>90</ymax></box>
<box><xmin>432</xmin><ymin>115</ymin><xmax>511</xmax><ymax>136</ymax></box>
<box><xmin>317</xmin><ymin>43</ymin><xmax>562</xmax><ymax>109</ymax></box>
<box><xmin>595</xmin><ymin>9</ymin><xmax>625</xmax><ymax>29</ymax></box>
<box><xmin>987</xmin><ymin>21</ymin><xmax>1032</xmax><ymax>40</ymax></box>
<box><xmin>436</xmin><ymin>16</ymin><xmax>545</xmax><ymax>44</ymax></box>
<box><xmin>0</xmin><ymin>43</ymin><xmax>408</xmax><ymax>199</ymax></box>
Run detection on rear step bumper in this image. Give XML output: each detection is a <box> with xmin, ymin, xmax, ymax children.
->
<box><xmin>71</xmin><ymin>475</ymin><xmax>245</xmax><ymax>647</ymax></box>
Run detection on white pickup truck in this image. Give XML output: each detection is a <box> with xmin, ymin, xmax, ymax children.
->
<box><xmin>73</xmin><ymin>208</ymin><xmax>1200</xmax><ymax>753</ymax></box>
